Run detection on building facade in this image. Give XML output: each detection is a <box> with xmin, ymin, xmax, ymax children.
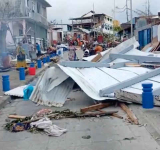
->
<box><xmin>70</xmin><ymin>11</ymin><xmax>113</xmax><ymax>35</ymax></box>
<box><xmin>2</xmin><ymin>0</ymin><xmax>51</xmax><ymax>49</ymax></box>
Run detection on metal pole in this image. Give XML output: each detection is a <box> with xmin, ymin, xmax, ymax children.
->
<box><xmin>130</xmin><ymin>0</ymin><xmax>133</xmax><ymax>37</ymax></box>
<box><xmin>126</xmin><ymin>0</ymin><xmax>129</xmax><ymax>22</ymax></box>
<box><xmin>93</xmin><ymin>3</ymin><xmax>95</xmax><ymax>39</ymax></box>
<box><xmin>114</xmin><ymin>0</ymin><xmax>115</xmax><ymax>20</ymax></box>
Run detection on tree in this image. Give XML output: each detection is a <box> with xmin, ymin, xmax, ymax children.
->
<box><xmin>113</xmin><ymin>26</ymin><xmax>122</xmax><ymax>32</ymax></box>
<box><xmin>0</xmin><ymin>0</ymin><xmax>21</xmax><ymax>53</ymax></box>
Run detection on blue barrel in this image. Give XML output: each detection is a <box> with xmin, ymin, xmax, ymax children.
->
<box><xmin>37</xmin><ymin>60</ymin><xmax>42</xmax><ymax>68</ymax></box>
<box><xmin>58</xmin><ymin>50</ymin><xmax>61</xmax><ymax>55</ymax></box>
<box><xmin>43</xmin><ymin>57</ymin><xmax>46</xmax><ymax>64</ymax></box>
<box><xmin>142</xmin><ymin>83</ymin><xmax>154</xmax><ymax>109</ymax></box>
<box><xmin>30</xmin><ymin>62</ymin><xmax>35</xmax><ymax>67</ymax></box>
<box><xmin>46</xmin><ymin>56</ymin><xmax>50</xmax><ymax>62</ymax></box>
<box><xmin>19</xmin><ymin>67</ymin><xmax>25</xmax><ymax>81</ymax></box>
<box><xmin>2</xmin><ymin>75</ymin><xmax>10</xmax><ymax>92</ymax></box>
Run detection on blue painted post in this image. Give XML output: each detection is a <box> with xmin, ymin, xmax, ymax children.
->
<box><xmin>142</xmin><ymin>83</ymin><xmax>154</xmax><ymax>109</ymax></box>
<box><xmin>19</xmin><ymin>67</ymin><xmax>25</xmax><ymax>81</ymax></box>
<box><xmin>46</xmin><ymin>56</ymin><xmax>50</xmax><ymax>62</ymax></box>
<box><xmin>37</xmin><ymin>60</ymin><xmax>42</xmax><ymax>68</ymax></box>
<box><xmin>30</xmin><ymin>62</ymin><xmax>35</xmax><ymax>67</ymax></box>
<box><xmin>2</xmin><ymin>75</ymin><xmax>10</xmax><ymax>92</ymax></box>
<box><xmin>43</xmin><ymin>57</ymin><xmax>46</xmax><ymax>64</ymax></box>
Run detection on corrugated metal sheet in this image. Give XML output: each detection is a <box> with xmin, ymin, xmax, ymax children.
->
<box><xmin>30</xmin><ymin>67</ymin><xmax>74</xmax><ymax>107</ymax></box>
<box><xmin>5</xmin><ymin>85</ymin><xmax>27</xmax><ymax>97</ymax></box>
<box><xmin>58</xmin><ymin>65</ymin><xmax>150</xmax><ymax>101</ymax></box>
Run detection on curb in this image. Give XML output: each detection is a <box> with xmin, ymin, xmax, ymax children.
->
<box><xmin>0</xmin><ymin>62</ymin><xmax>53</xmax><ymax>109</ymax></box>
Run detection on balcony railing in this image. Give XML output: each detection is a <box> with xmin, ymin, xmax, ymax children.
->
<box><xmin>25</xmin><ymin>7</ymin><xmax>48</xmax><ymax>26</ymax></box>
<box><xmin>73</xmin><ymin>19</ymin><xmax>98</xmax><ymax>24</ymax></box>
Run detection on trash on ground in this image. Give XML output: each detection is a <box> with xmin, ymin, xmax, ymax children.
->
<box><xmin>30</xmin><ymin>117</ymin><xmax>67</xmax><ymax>137</ymax></box>
<box><xmin>4</xmin><ymin>109</ymin><xmax>118</xmax><ymax>136</ymax></box>
<box><xmin>123</xmin><ymin>137</ymin><xmax>136</xmax><ymax>141</ymax></box>
<box><xmin>82</xmin><ymin>135</ymin><xmax>91</xmax><ymax>139</ymax></box>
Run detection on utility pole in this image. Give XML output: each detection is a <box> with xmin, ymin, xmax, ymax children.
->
<box><xmin>147</xmin><ymin>0</ymin><xmax>150</xmax><ymax>16</ymax></box>
<box><xmin>130</xmin><ymin>0</ymin><xmax>133</xmax><ymax>37</ymax></box>
<box><xmin>126</xmin><ymin>0</ymin><xmax>129</xmax><ymax>22</ymax></box>
<box><xmin>114</xmin><ymin>0</ymin><xmax>115</xmax><ymax>20</ymax></box>
<box><xmin>93</xmin><ymin>3</ymin><xmax>95</xmax><ymax>38</ymax></box>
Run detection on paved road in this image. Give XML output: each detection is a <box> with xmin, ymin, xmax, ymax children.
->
<box><xmin>0</xmin><ymin>91</ymin><xmax>159</xmax><ymax>150</ymax></box>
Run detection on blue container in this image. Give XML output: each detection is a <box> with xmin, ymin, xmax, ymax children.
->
<box><xmin>30</xmin><ymin>62</ymin><xmax>35</xmax><ymax>67</ymax></box>
<box><xmin>46</xmin><ymin>56</ymin><xmax>50</xmax><ymax>62</ymax></box>
<box><xmin>19</xmin><ymin>67</ymin><xmax>25</xmax><ymax>81</ymax></box>
<box><xmin>23</xmin><ymin>85</ymin><xmax>34</xmax><ymax>101</ymax></box>
<box><xmin>142</xmin><ymin>83</ymin><xmax>154</xmax><ymax>109</ymax></box>
<box><xmin>2</xmin><ymin>75</ymin><xmax>10</xmax><ymax>92</ymax></box>
<box><xmin>58</xmin><ymin>50</ymin><xmax>61</xmax><ymax>55</ymax></box>
<box><xmin>43</xmin><ymin>57</ymin><xmax>46</xmax><ymax>64</ymax></box>
<box><xmin>37</xmin><ymin>60</ymin><xmax>42</xmax><ymax>68</ymax></box>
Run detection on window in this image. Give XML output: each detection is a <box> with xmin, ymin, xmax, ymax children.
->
<box><xmin>110</xmin><ymin>26</ymin><xmax>113</xmax><ymax>30</ymax></box>
<box><xmin>37</xmin><ymin>3</ymin><xmax>41</xmax><ymax>14</ymax></box>
<box><xmin>27</xmin><ymin>0</ymin><xmax>29</xmax><ymax>7</ymax></box>
<box><xmin>32</xmin><ymin>2</ymin><xmax>35</xmax><ymax>11</ymax></box>
<box><xmin>110</xmin><ymin>19</ymin><xmax>112</xmax><ymax>22</ymax></box>
<box><xmin>42</xmin><ymin>7</ymin><xmax>46</xmax><ymax>17</ymax></box>
<box><xmin>108</xmin><ymin>18</ymin><xmax>109</xmax><ymax>21</ymax></box>
<box><xmin>19</xmin><ymin>29</ymin><xmax>23</xmax><ymax>36</ymax></box>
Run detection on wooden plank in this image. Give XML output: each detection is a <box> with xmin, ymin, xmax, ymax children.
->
<box><xmin>112</xmin><ymin>113</ymin><xmax>123</xmax><ymax>119</ymax></box>
<box><xmin>125</xmin><ymin>63</ymin><xmax>141</xmax><ymax>67</ymax></box>
<box><xmin>91</xmin><ymin>52</ymin><xmax>102</xmax><ymax>62</ymax></box>
<box><xmin>80</xmin><ymin>103</ymin><xmax>111</xmax><ymax>113</ymax></box>
<box><xmin>119</xmin><ymin>103</ymin><xmax>139</xmax><ymax>125</ymax></box>
<box><xmin>8</xmin><ymin>115</ymin><xmax>26</xmax><ymax>119</ymax></box>
<box><xmin>78</xmin><ymin>111</ymin><xmax>118</xmax><ymax>117</ymax></box>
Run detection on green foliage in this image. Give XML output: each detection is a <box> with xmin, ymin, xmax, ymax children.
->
<box><xmin>113</xmin><ymin>26</ymin><xmax>122</xmax><ymax>32</ymax></box>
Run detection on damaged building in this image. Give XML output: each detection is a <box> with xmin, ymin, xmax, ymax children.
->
<box><xmin>0</xmin><ymin>0</ymin><xmax>51</xmax><ymax>50</ymax></box>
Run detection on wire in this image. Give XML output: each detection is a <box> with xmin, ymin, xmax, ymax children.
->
<box><xmin>116</xmin><ymin>5</ymin><xmax>126</xmax><ymax>10</ymax></box>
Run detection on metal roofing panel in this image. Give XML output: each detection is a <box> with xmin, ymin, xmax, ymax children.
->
<box><xmin>5</xmin><ymin>85</ymin><xmax>27</xmax><ymax>97</ymax></box>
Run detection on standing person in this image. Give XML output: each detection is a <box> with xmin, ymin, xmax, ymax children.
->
<box><xmin>36</xmin><ymin>43</ymin><xmax>41</xmax><ymax>57</ymax></box>
<box><xmin>16</xmin><ymin>42</ymin><xmax>27</xmax><ymax>69</ymax></box>
<box><xmin>94</xmin><ymin>44</ymin><xmax>103</xmax><ymax>54</ymax></box>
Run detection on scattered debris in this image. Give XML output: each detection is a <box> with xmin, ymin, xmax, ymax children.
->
<box><xmin>8</xmin><ymin>115</ymin><xmax>26</xmax><ymax>119</ymax></box>
<box><xmin>123</xmin><ymin>137</ymin><xmax>136</xmax><ymax>141</ymax></box>
<box><xmin>119</xmin><ymin>103</ymin><xmax>139</xmax><ymax>125</ymax></box>
<box><xmin>112</xmin><ymin>113</ymin><xmax>123</xmax><ymax>119</ymax></box>
<box><xmin>82</xmin><ymin>135</ymin><xmax>91</xmax><ymax>139</ymax></box>
<box><xmin>4</xmin><ymin>109</ymin><xmax>118</xmax><ymax>135</ymax></box>
<box><xmin>30</xmin><ymin>117</ymin><xmax>67</xmax><ymax>137</ymax></box>
<box><xmin>80</xmin><ymin>103</ymin><xmax>112</xmax><ymax>113</ymax></box>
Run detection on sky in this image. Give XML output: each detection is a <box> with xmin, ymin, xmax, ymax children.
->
<box><xmin>46</xmin><ymin>0</ymin><xmax>160</xmax><ymax>24</ymax></box>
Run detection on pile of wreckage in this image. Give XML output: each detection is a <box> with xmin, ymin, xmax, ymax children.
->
<box><xmin>30</xmin><ymin>37</ymin><xmax>160</xmax><ymax>108</ymax></box>
<box><xmin>6</xmin><ymin>37</ymin><xmax>158</xmax><ymax>136</ymax></box>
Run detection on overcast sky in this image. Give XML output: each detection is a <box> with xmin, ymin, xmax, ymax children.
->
<box><xmin>46</xmin><ymin>0</ymin><xmax>160</xmax><ymax>24</ymax></box>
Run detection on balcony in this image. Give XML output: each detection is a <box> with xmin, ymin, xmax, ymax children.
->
<box><xmin>25</xmin><ymin>8</ymin><xmax>48</xmax><ymax>27</ymax></box>
<box><xmin>73</xmin><ymin>19</ymin><xmax>98</xmax><ymax>25</ymax></box>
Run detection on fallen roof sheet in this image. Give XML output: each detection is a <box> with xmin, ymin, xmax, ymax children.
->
<box><xmin>30</xmin><ymin>37</ymin><xmax>160</xmax><ymax>107</ymax></box>
<box><xmin>30</xmin><ymin>64</ymin><xmax>152</xmax><ymax>107</ymax></box>
<box><xmin>5</xmin><ymin>85</ymin><xmax>27</xmax><ymax>97</ymax></box>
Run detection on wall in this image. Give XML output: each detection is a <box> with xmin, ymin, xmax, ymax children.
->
<box><xmin>26</xmin><ymin>21</ymin><xmax>47</xmax><ymax>40</ymax></box>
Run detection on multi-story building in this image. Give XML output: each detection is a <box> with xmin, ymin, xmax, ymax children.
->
<box><xmin>70</xmin><ymin>11</ymin><xmax>113</xmax><ymax>35</ymax></box>
<box><xmin>2</xmin><ymin>0</ymin><xmax>51</xmax><ymax>48</ymax></box>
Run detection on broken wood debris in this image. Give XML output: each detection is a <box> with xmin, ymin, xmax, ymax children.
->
<box><xmin>112</xmin><ymin>113</ymin><xmax>123</xmax><ymax>119</ymax></box>
<box><xmin>80</xmin><ymin>103</ymin><xmax>112</xmax><ymax>113</ymax></box>
<box><xmin>119</xmin><ymin>103</ymin><xmax>139</xmax><ymax>125</ymax></box>
<box><xmin>8</xmin><ymin>115</ymin><xmax>26</xmax><ymax>119</ymax></box>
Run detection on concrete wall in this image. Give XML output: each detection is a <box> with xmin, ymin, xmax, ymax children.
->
<box><xmin>26</xmin><ymin>21</ymin><xmax>47</xmax><ymax>40</ymax></box>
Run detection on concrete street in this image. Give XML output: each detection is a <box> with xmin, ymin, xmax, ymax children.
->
<box><xmin>0</xmin><ymin>90</ymin><xmax>159</xmax><ymax>150</ymax></box>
